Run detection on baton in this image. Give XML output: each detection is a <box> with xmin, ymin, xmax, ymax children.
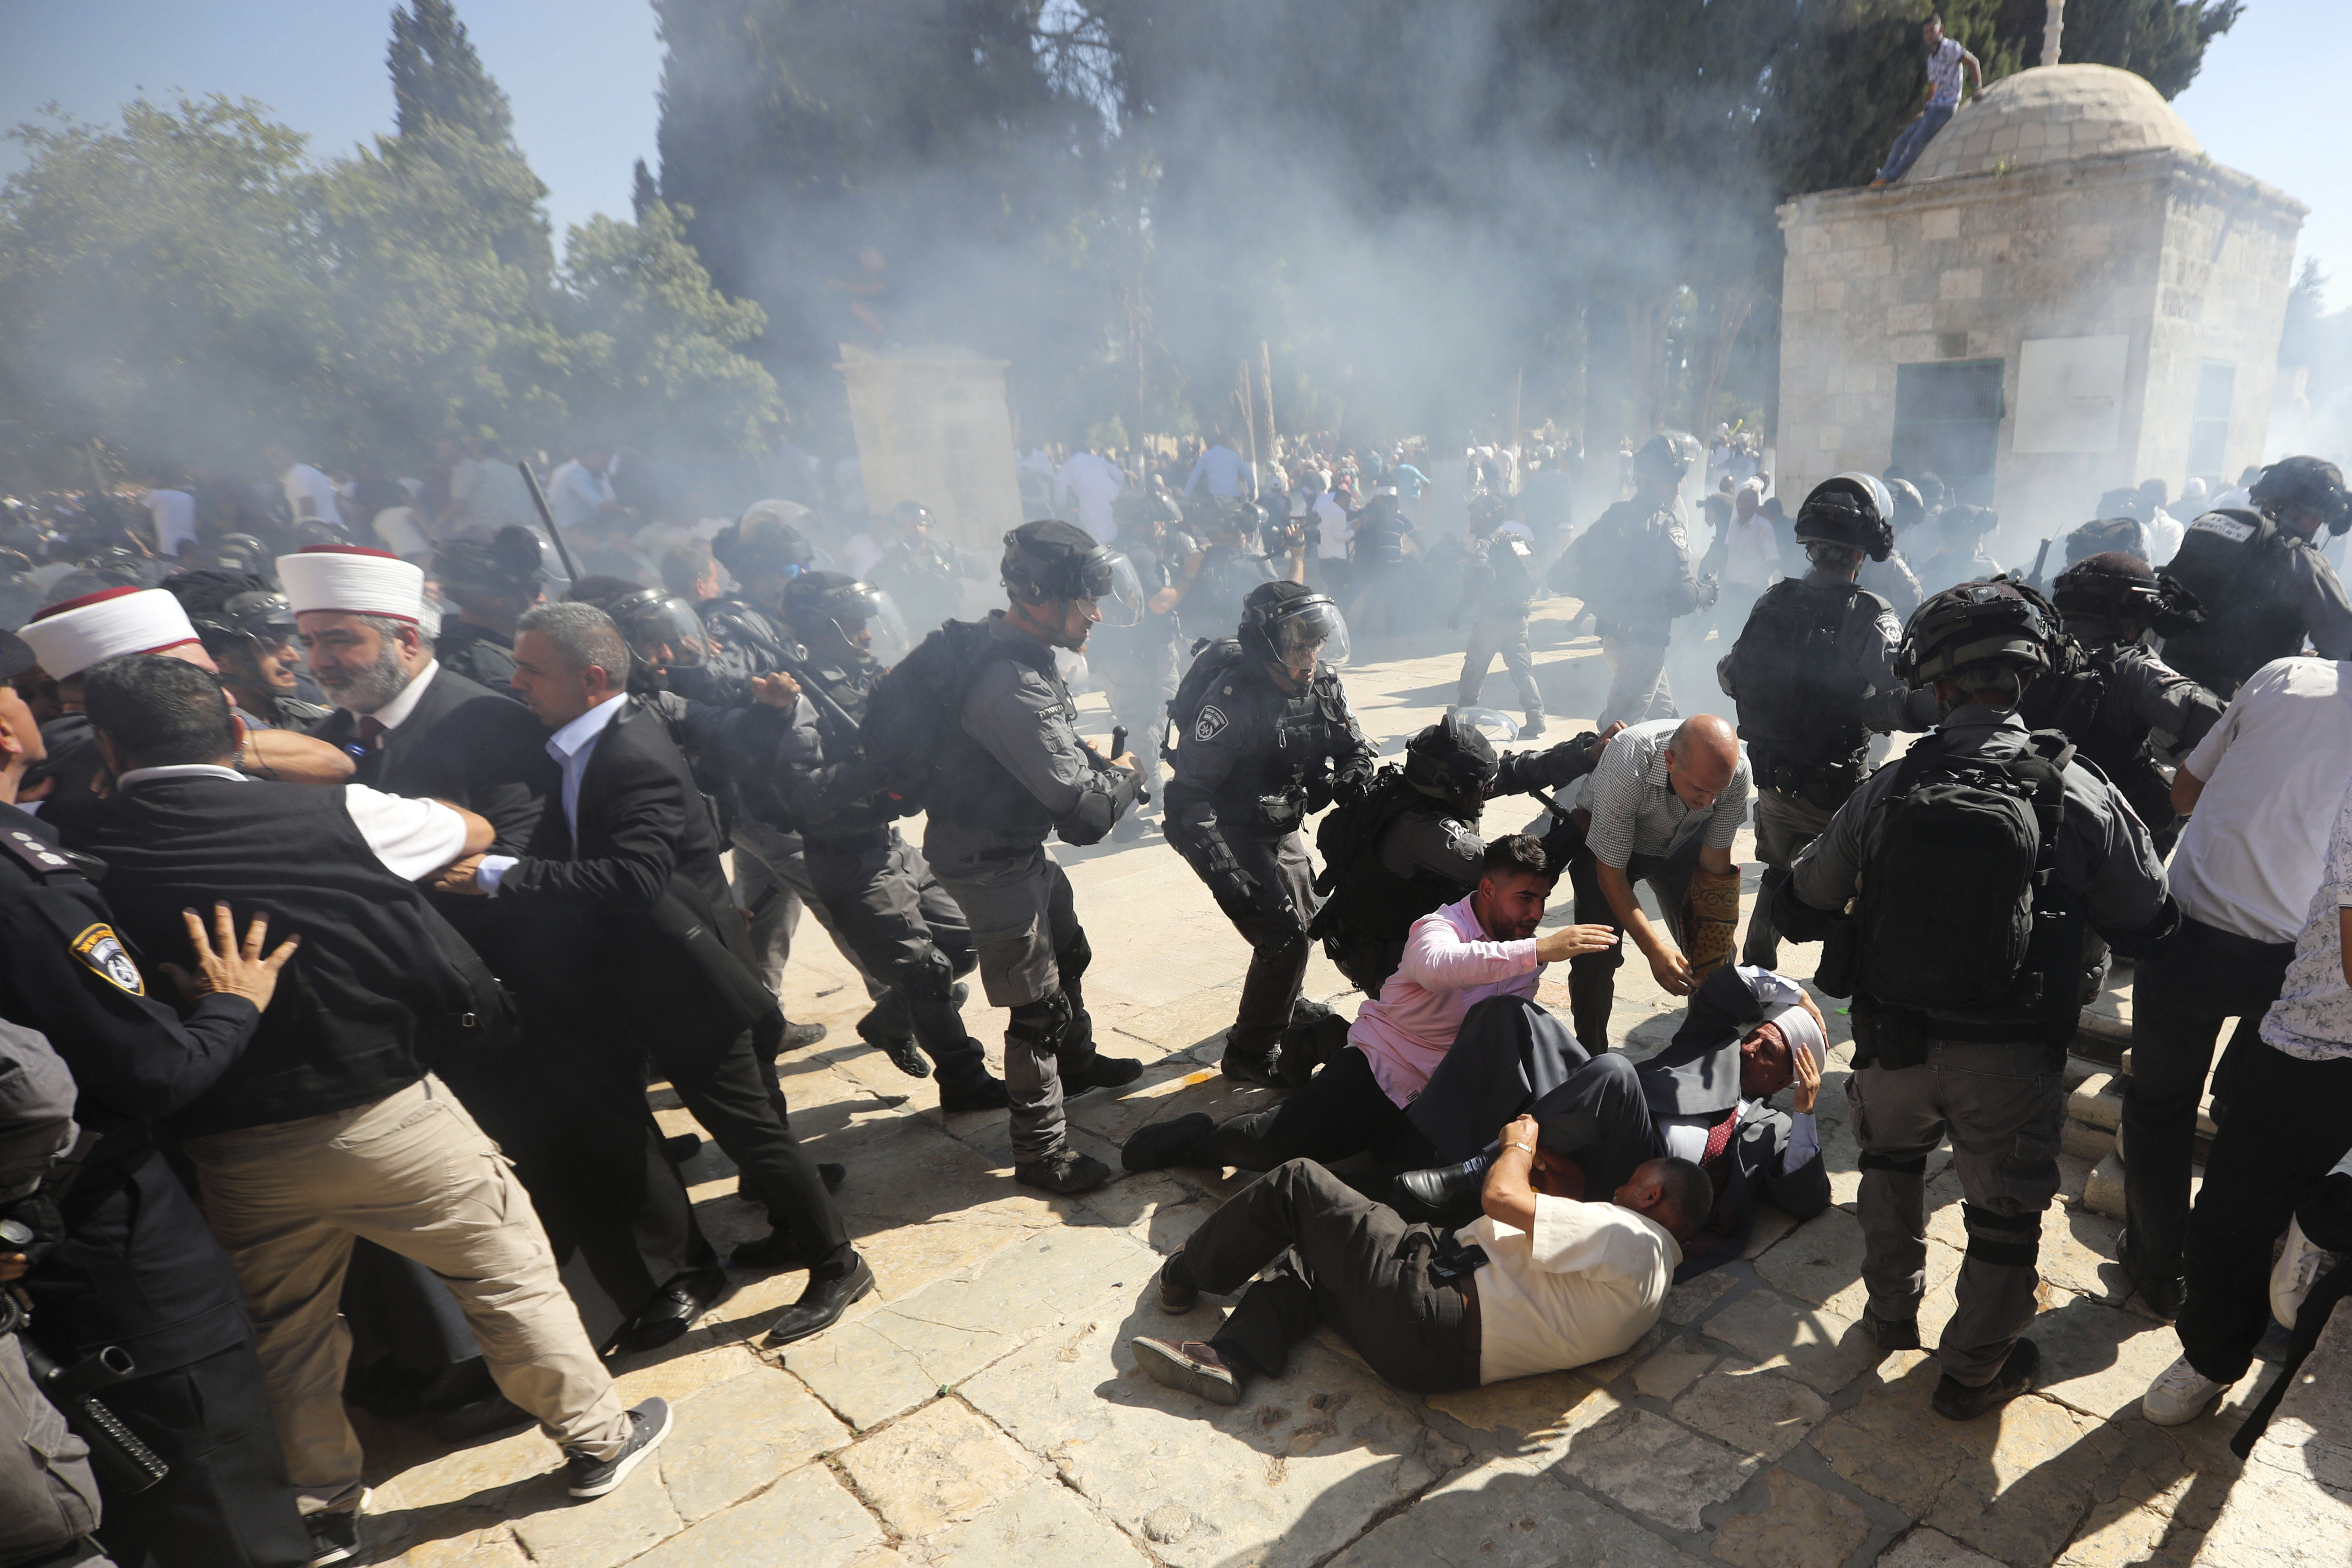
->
<box><xmin>516</xmin><ymin>462</ymin><xmax>582</xmax><ymax>583</ymax></box>
<box><xmin>1526</xmin><ymin>784</ymin><xmax>1573</xmax><ymax>825</ymax></box>
<box><xmin>1109</xmin><ymin>724</ymin><xmax>1149</xmax><ymax>805</ymax></box>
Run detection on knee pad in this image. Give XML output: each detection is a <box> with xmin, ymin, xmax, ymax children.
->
<box><xmin>1055</xmin><ymin>931</ymin><xmax>1093</xmax><ymax>984</ymax></box>
<box><xmin>1858</xmin><ymin>1152</ymin><xmax>1929</xmax><ymax>1177</ymax></box>
<box><xmin>1007</xmin><ymin>990</ymin><xmax>1075</xmax><ymax>1051</ymax></box>
<box><xmin>1961</xmin><ymin>1201</ymin><xmax>2042</xmax><ymax>1269</ymax></box>
<box><xmin>900</xmin><ymin>948</ymin><xmax>955</xmax><ymax>1004</ymax></box>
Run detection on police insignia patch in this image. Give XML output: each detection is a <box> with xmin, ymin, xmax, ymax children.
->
<box><xmin>70</xmin><ymin>924</ymin><xmax>145</xmax><ymax>996</ymax></box>
<box><xmin>1194</xmin><ymin>705</ymin><xmax>1230</xmax><ymax>743</ymax></box>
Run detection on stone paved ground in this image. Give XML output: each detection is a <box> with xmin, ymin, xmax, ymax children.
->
<box><xmin>364</xmin><ymin>606</ymin><xmax>2289</xmax><ymax>1568</ymax></box>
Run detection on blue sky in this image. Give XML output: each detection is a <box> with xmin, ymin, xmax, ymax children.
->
<box><xmin>0</xmin><ymin>0</ymin><xmax>2342</xmax><ymax>301</ymax></box>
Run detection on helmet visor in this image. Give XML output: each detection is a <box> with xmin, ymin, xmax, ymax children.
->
<box><xmin>822</xmin><ymin>585</ymin><xmax>911</xmax><ymax>665</ymax></box>
<box><xmin>1269</xmin><ymin>594</ymin><xmax>1349</xmax><ymax>670</ymax></box>
<box><xmin>1091</xmin><ymin>552</ymin><xmax>1146</xmax><ymax>628</ymax></box>
<box><xmin>614</xmin><ymin>594</ymin><xmax>713</xmax><ymax>671</ymax></box>
<box><xmin>223</xmin><ymin>590</ymin><xmax>298</xmax><ymax>647</ymax></box>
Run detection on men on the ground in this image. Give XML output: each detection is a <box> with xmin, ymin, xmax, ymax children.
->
<box><xmin>1543</xmin><ymin>713</ymin><xmax>1749</xmax><ymax>1052</ymax></box>
<box><xmin>777</xmin><ymin>570</ymin><xmax>1008</xmax><ymax>1108</ymax></box>
<box><xmin>1870</xmin><ymin>12</ymin><xmax>1981</xmax><ymax>187</ymax></box>
<box><xmin>288</xmin><ymin>546</ymin><xmax>718</xmax><ymax>1352</ymax></box>
<box><xmin>430</xmin><ymin>527</ymin><xmax>547</xmax><ymax>693</ymax></box>
<box><xmin>59</xmin><ymin>656</ymin><xmax>671</xmax><ymax>1557</ymax></box>
<box><xmin>1452</xmin><ymin>492</ymin><xmax>1547</xmax><ymax>736</ymax></box>
<box><xmin>0</xmin><ymin>628</ymin><xmax>313</xmax><ymax>1567</ymax></box>
<box><xmin>2017</xmin><ymin>552</ymin><xmax>2223</xmax><ymax>851</ymax></box>
<box><xmin>1129</xmin><ymin>1141</ymin><xmax>1706</xmax><ymax>1404</ymax></box>
<box><xmin>2118</xmin><ymin>652</ymin><xmax>2352</xmax><ymax>1319</ymax></box>
<box><xmin>1720</xmin><ymin>474</ymin><xmax>1933</xmax><ymax>971</ymax></box>
<box><xmin>923</xmin><ymin>521</ymin><xmax>1149</xmax><ymax>1195</ymax></box>
<box><xmin>1774</xmin><ymin>581</ymin><xmax>2174</xmax><ymax>1420</ymax></box>
<box><xmin>1311</xmin><ymin>714</ymin><xmax>1610</xmax><ymax>997</ymax></box>
<box><xmin>2158</xmin><ymin>456</ymin><xmax>2352</xmax><ymax>698</ymax></box>
<box><xmin>1124</xmin><ymin>835</ymin><xmax>1616</xmax><ymax>1176</ymax></box>
<box><xmin>1549</xmin><ymin>435</ymin><xmax>1701</xmax><ymax>729</ymax></box>
<box><xmin>443</xmin><ymin>604</ymin><xmax>872</xmax><ymax>1339</ymax></box>
<box><xmin>1164</xmin><ymin>581</ymin><xmax>1373</xmax><ymax>1085</ymax></box>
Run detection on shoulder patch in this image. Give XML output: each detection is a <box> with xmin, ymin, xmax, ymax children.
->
<box><xmin>2189</xmin><ymin>512</ymin><xmax>2255</xmax><ymax>544</ymax></box>
<box><xmin>0</xmin><ymin>828</ymin><xmax>77</xmax><ymax>878</ymax></box>
<box><xmin>1194</xmin><ymin>705</ymin><xmax>1231</xmax><ymax>743</ymax></box>
<box><xmin>70</xmin><ymin>923</ymin><xmax>145</xmax><ymax>996</ymax></box>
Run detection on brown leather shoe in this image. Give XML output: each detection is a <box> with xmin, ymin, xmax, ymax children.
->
<box><xmin>1159</xmin><ymin>1252</ymin><xmax>1198</xmax><ymax>1313</ymax></box>
<box><xmin>1131</xmin><ymin>1336</ymin><xmax>1244</xmax><ymax>1405</ymax></box>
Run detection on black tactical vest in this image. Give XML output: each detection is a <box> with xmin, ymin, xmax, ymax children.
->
<box><xmin>2160</xmin><ymin>510</ymin><xmax>2310</xmax><ymax>694</ymax></box>
<box><xmin>1729</xmin><ymin>577</ymin><xmax>1884</xmax><ymax>791</ymax></box>
<box><xmin>924</xmin><ymin>629</ymin><xmax>1068</xmax><ymax>840</ymax></box>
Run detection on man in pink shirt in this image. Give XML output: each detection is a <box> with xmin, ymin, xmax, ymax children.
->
<box><xmin>1121</xmin><ymin>836</ymin><xmax>1615</xmax><ymax>1175</ymax></box>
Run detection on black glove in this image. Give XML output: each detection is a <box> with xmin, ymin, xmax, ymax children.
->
<box><xmin>1332</xmin><ymin>763</ymin><xmax>1377</xmax><ymax>806</ymax></box>
<box><xmin>0</xmin><ymin>1185</ymin><xmax>65</xmax><ymax>1270</ymax></box>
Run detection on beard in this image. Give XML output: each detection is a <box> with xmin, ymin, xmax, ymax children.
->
<box><xmin>335</xmin><ymin>641</ymin><xmax>412</xmax><ymax>714</ymax></box>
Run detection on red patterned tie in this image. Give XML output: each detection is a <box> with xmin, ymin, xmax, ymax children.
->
<box><xmin>1699</xmin><ymin>1105</ymin><xmax>1742</xmax><ymax>1171</ymax></box>
<box><xmin>356</xmin><ymin>716</ymin><xmax>387</xmax><ymax>750</ymax></box>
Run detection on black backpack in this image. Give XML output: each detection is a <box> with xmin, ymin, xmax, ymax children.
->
<box><xmin>1727</xmin><ymin>578</ymin><xmax>1878</xmax><ymax>763</ymax></box>
<box><xmin>859</xmin><ymin>619</ymin><xmax>995</xmax><ymax>816</ymax></box>
<box><xmin>1161</xmin><ymin>637</ymin><xmax>1248</xmax><ymax>769</ymax></box>
<box><xmin>1855</xmin><ymin>731</ymin><xmax>2072</xmax><ymax>1016</ymax></box>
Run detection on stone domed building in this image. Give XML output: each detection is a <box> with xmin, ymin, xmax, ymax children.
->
<box><xmin>1774</xmin><ymin>63</ymin><xmax>2304</xmax><ymax>525</ymax></box>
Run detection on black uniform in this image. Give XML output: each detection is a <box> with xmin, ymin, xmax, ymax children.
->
<box><xmin>2017</xmin><ymin>620</ymin><xmax>2222</xmax><ymax>850</ymax></box>
<box><xmin>429</xmin><ymin>617</ymin><xmax>518</xmax><ymax>694</ymax></box>
<box><xmin>869</xmin><ymin>537</ymin><xmax>981</xmax><ymax>639</ymax></box>
<box><xmin>1552</xmin><ymin>492</ymin><xmax>1699</xmax><ymax>727</ymax></box>
<box><xmin>2159</xmin><ymin>507</ymin><xmax>2352</xmax><ymax>696</ymax></box>
<box><xmin>1452</xmin><ymin>526</ymin><xmax>1545</xmax><ymax>725</ymax></box>
<box><xmin>778</xmin><ymin>648</ymin><xmax>997</xmax><ymax>1100</ymax></box>
<box><xmin>0</xmin><ymin>807</ymin><xmax>310</xmax><ymax>1568</ymax></box>
<box><xmin>1163</xmin><ymin>646</ymin><xmax>1373</xmax><ymax>1079</ymax></box>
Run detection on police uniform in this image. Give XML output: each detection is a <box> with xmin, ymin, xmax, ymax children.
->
<box><xmin>2159</xmin><ymin>505</ymin><xmax>2352</xmax><ymax>697</ymax></box>
<box><xmin>926</xmin><ymin>612</ymin><xmax>1143</xmax><ymax>1177</ymax></box>
<box><xmin>870</xmin><ymin>537</ymin><xmax>980</xmax><ymax>638</ymax></box>
<box><xmin>2020</xmin><ymin>620</ymin><xmax>2221</xmax><ymax>850</ymax></box>
<box><xmin>1552</xmin><ymin>488</ymin><xmax>1699</xmax><ymax>729</ymax></box>
<box><xmin>1782</xmin><ymin>702</ymin><xmax>2170</xmax><ymax>1399</ymax></box>
<box><xmin>1163</xmin><ymin>641</ymin><xmax>1373</xmax><ymax>1080</ymax></box>
<box><xmin>1453</xmin><ymin>522</ymin><xmax>1545</xmax><ymax>728</ymax></box>
<box><xmin>778</xmin><ymin>640</ymin><xmax>1002</xmax><ymax>1106</ymax></box>
<box><xmin>0</xmin><ymin>806</ymin><xmax>311</xmax><ymax>1567</ymax></box>
<box><xmin>431</xmin><ymin>616</ymin><xmax>518</xmax><ymax>692</ymax></box>
<box><xmin>1721</xmin><ymin>566</ymin><xmax>1924</xmax><ymax>970</ymax></box>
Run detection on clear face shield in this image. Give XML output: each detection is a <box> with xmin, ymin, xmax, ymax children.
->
<box><xmin>1089</xmin><ymin>552</ymin><xmax>1147</xmax><ymax>629</ymax></box>
<box><xmin>616</xmin><ymin>594</ymin><xmax>713</xmax><ymax>673</ymax></box>
<box><xmin>1268</xmin><ymin>595</ymin><xmax>1350</xmax><ymax>673</ymax></box>
<box><xmin>820</xmin><ymin>585</ymin><xmax>911</xmax><ymax>666</ymax></box>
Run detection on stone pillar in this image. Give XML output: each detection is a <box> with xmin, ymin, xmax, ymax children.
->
<box><xmin>2043</xmin><ymin>0</ymin><xmax>2066</xmax><ymax>68</ymax></box>
<box><xmin>835</xmin><ymin>344</ymin><xmax>1025</xmax><ymax>551</ymax></box>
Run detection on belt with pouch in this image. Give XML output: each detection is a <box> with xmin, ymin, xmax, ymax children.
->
<box><xmin>1426</xmin><ymin>1232</ymin><xmax>1487</xmax><ymax>1388</ymax></box>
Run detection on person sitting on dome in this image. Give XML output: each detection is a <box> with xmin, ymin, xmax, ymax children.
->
<box><xmin>1872</xmin><ymin>14</ymin><xmax>1983</xmax><ymax>188</ymax></box>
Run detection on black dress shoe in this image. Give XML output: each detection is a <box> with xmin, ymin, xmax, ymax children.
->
<box><xmin>782</xmin><ymin>1021</ymin><xmax>829</xmax><ymax>1052</ymax></box>
<box><xmin>622</xmin><ymin>1268</ymin><xmax>728</xmax><ymax>1351</ymax></box>
<box><xmin>1932</xmin><ymin>1338</ymin><xmax>2039</xmax><ymax>1421</ymax></box>
<box><xmin>1390</xmin><ymin>1155</ymin><xmax>1494</xmax><ymax>1225</ymax></box>
<box><xmin>820</xmin><ymin>1162</ymin><xmax>845</xmax><ymax>1193</ymax></box>
<box><xmin>1123</xmin><ymin>1113</ymin><xmax>1213</xmax><ymax>1172</ymax></box>
<box><xmin>762</xmin><ymin>1254</ymin><xmax>876</xmax><ymax>1347</ymax></box>
<box><xmin>661</xmin><ymin>1132</ymin><xmax>702</xmax><ymax>1164</ymax></box>
<box><xmin>938</xmin><ymin>1073</ymin><xmax>1011</xmax><ymax>1113</ymax></box>
<box><xmin>730</xmin><ymin>1229</ymin><xmax>812</xmax><ymax>1272</ymax></box>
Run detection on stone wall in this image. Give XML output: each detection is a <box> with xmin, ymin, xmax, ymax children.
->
<box><xmin>836</xmin><ymin>345</ymin><xmax>1025</xmax><ymax>550</ymax></box>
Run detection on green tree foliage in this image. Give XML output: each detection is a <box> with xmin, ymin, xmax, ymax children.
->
<box><xmin>1997</xmin><ymin>0</ymin><xmax>2242</xmax><ymax>95</ymax></box>
<box><xmin>386</xmin><ymin>0</ymin><xmax>551</xmax><ymax>276</ymax></box>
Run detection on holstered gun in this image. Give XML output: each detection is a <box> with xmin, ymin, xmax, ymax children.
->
<box><xmin>6</xmin><ymin>1297</ymin><xmax>169</xmax><ymax>1496</ymax></box>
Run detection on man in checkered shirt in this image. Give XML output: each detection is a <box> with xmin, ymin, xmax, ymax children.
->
<box><xmin>1872</xmin><ymin>13</ymin><xmax>1983</xmax><ymax>187</ymax></box>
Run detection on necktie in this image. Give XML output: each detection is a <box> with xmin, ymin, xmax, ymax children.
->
<box><xmin>1699</xmin><ymin>1104</ymin><xmax>1742</xmax><ymax>1171</ymax></box>
<box><xmin>356</xmin><ymin>716</ymin><xmax>387</xmax><ymax>750</ymax></box>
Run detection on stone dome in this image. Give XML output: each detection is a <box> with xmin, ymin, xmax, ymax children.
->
<box><xmin>1908</xmin><ymin>63</ymin><xmax>2202</xmax><ymax>183</ymax></box>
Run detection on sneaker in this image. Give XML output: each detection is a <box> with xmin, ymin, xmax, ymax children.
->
<box><xmin>564</xmin><ymin>1399</ymin><xmax>673</xmax><ymax>1498</ymax></box>
<box><xmin>307</xmin><ymin>1498</ymin><xmax>364</xmax><ymax>1566</ymax></box>
<box><xmin>2142</xmin><ymin>1354</ymin><xmax>2231</xmax><ymax>1426</ymax></box>
<box><xmin>1015</xmin><ymin>1148</ymin><xmax>1112</xmax><ymax>1195</ymax></box>
<box><xmin>1131</xmin><ymin>1336</ymin><xmax>1244</xmax><ymax>1405</ymax></box>
<box><xmin>2272</xmin><ymin>1215</ymin><xmax>2333</xmax><ymax>1329</ymax></box>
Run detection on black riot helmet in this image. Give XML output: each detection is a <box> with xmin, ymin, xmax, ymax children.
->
<box><xmin>1630</xmin><ymin>434</ymin><xmax>1689</xmax><ymax>487</ymax></box>
<box><xmin>2061</xmin><ymin>516</ymin><xmax>2149</xmax><ymax>568</ymax></box>
<box><xmin>1239</xmin><ymin>579</ymin><xmax>1350</xmax><ymax>672</ymax></box>
<box><xmin>434</xmin><ymin>525</ymin><xmax>547</xmax><ymax>602</ymax></box>
<box><xmin>785</xmin><ymin>569</ymin><xmax>912</xmax><ymax>664</ymax></box>
<box><xmin>590</xmin><ymin>586</ymin><xmax>715</xmax><ymax>675</ymax></box>
<box><xmin>2250</xmin><ymin>455</ymin><xmax>2352</xmax><ymax>538</ymax></box>
<box><xmin>2052</xmin><ymin>551</ymin><xmax>2207</xmax><ymax>638</ymax></box>
<box><xmin>889</xmin><ymin>500</ymin><xmax>936</xmax><ymax>538</ymax></box>
<box><xmin>167</xmin><ymin>569</ymin><xmax>299</xmax><ymax>661</ymax></box>
<box><xmin>1793</xmin><ymin>473</ymin><xmax>1896</xmax><ymax>562</ymax></box>
<box><xmin>1002</xmin><ymin>518</ymin><xmax>1117</xmax><ymax>603</ymax></box>
<box><xmin>1894</xmin><ymin>578</ymin><xmax>2059</xmax><ymax>694</ymax></box>
<box><xmin>715</xmin><ymin>504</ymin><xmax>818</xmax><ymax>584</ymax></box>
<box><xmin>1404</xmin><ymin>713</ymin><xmax>1501</xmax><ymax>813</ymax></box>
<box><xmin>76</xmin><ymin>543</ymin><xmax>158</xmax><ymax>589</ymax></box>
<box><xmin>1885</xmin><ymin>479</ymin><xmax>1927</xmax><ymax>534</ymax></box>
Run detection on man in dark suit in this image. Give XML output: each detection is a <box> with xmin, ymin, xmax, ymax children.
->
<box><xmin>441</xmin><ymin>602</ymin><xmax>872</xmax><ymax>1348</ymax></box>
<box><xmin>1390</xmin><ymin>965</ymin><xmax>1832</xmax><ymax>1280</ymax></box>
<box><xmin>282</xmin><ymin>544</ymin><xmax>718</xmax><ymax>1355</ymax></box>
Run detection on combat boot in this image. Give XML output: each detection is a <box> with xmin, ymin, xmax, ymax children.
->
<box><xmin>1015</xmin><ymin>1148</ymin><xmax>1113</xmax><ymax>1195</ymax></box>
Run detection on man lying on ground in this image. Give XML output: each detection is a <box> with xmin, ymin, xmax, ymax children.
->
<box><xmin>1129</xmin><ymin>1137</ymin><xmax>1708</xmax><ymax>1403</ymax></box>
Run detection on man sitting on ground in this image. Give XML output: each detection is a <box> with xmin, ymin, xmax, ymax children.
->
<box><xmin>1130</xmin><ymin>1138</ymin><xmax>1708</xmax><ymax>1403</ymax></box>
<box><xmin>1120</xmin><ymin>835</ymin><xmax>1616</xmax><ymax>1177</ymax></box>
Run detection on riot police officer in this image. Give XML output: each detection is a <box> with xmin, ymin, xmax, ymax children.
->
<box><xmin>777</xmin><ymin>571</ymin><xmax>1009</xmax><ymax>1110</ymax></box>
<box><xmin>868</xmin><ymin>500</ymin><xmax>984</xmax><ymax>637</ymax></box>
<box><xmin>430</xmin><ymin>527</ymin><xmax>546</xmax><ymax>691</ymax></box>
<box><xmin>703</xmin><ymin>506</ymin><xmax>815</xmax><ymax>688</ymax></box>
<box><xmin>1452</xmin><ymin>492</ymin><xmax>1547</xmax><ymax>736</ymax></box>
<box><xmin>1163</xmin><ymin>581</ymin><xmax>1373</xmax><ymax>1085</ymax></box>
<box><xmin>1773</xmin><ymin>582</ymin><xmax>2175</xmax><ymax>1421</ymax></box>
<box><xmin>163</xmin><ymin>569</ymin><xmax>332</xmax><ymax>729</ymax></box>
<box><xmin>1310</xmin><ymin>713</ymin><xmax>1609</xmax><ymax>997</ymax></box>
<box><xmin>924</xmin><ymin>520</ymin><xmax>1147</xmax><ymax>1195</ymax></box>
<box><xmin>1861</xmin><ymin>478</ymin><xmax>1928</xmax><ymax>617</ymax></box>
<box><xmin>1549</xmin><ymin>434</ymin><xmax>1701</xmax><ymax>728</ymax></box>
<box><xmin>1182</xmin><ymin>499</ymin><xmax>1291</xmax><ymax>639</ymax></box>
<box><xmin>2017</xmin><ymin>551</ymin><xmax>2222</xmax><ymax>852</ymax></box>
<box><xmin>2159</xmin><ymin>455</ymin><xmax>2352</xmax><ymax>696</ymax></box>
<box><xmin>1719</xmin><ymin>474</ymin><xmax>1934</xmax><ymax>970</ymax></box>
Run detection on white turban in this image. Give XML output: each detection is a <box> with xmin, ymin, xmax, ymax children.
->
<box><xmin>21</xmin><ymin>588</ymin><xmax>203</xmax><ymax>678</ymax></box>
<box><xmin>277</xmin><ymin>545</ymin><xmax>425</xmax><ymax>623</ymax></box>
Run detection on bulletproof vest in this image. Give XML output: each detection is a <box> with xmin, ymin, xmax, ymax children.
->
<box><xmin>1172</xmin><ymin>654</ymin><xmax>1354</xmax><ymax>831</ymax></box>
<box><xmin>1477</xmin><ymin>532</ymin><xmax>1539</xmax><ymax>610</ymax></box>
<box><xmin>2015</xmin><ymin>635</ymin><xmax>2174</xmax><ymax>829</ymax></box>
<box><xmin>698</xmin><ymin>594</ymin><xmax>796</xmax><ymax>682</ymax></box>
<box><xmin>919</xmin><ymin>623</ymin><xmax>1068</xmax><ymax>839</ymax></box>
<box><xmin>796</xmin><ymin>654</ymin><xmax>894</xmax><ymax>840</ymax></box>
<box><xmin>1356</xmin><ymin>518</ymin><xmax>1408</xmax><ymax>565</ymax></box>
<box><xmin>435</xmin><ymin>619</ymin><xmax>517</xmax><ymax>691</ymax></box>
<box><xmin>1849</xmin><ymin>728</ymin><xmax>2085</xmax><ymax>1055</ymax></box>
<box><xmin>1557</xmin><ymin>498</ymin><xmax>1690</xmax><ymax>629</ymax></box>
<box><xmin>52</xmin><ymin>780</ymin><xmax>490</xmax><ymax>1135</ymax></box>
<box><xmin>2160</xmin><ymin>510</ymin><xmax>2310</xmax><ymax>694</ymax></box>
<box><xmin>1729</xmin><ymin>577</ymin><xmax>1882</xmax><ymax>782</ymax></box>
<box><xmin>1311</xmin><ymin>774</ymin><xmax>1463</xmax><ymax>959</ymax></box>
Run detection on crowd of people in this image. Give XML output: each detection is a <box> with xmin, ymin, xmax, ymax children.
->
<box><xmin>1</xmin><ymin>417</ymin><xmax>2348</xmax><ymax>1567</ymax></box>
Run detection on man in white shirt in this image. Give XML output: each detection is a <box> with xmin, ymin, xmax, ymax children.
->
<box><xmin>264</xmin><ymin>445</ymin><xmax>344</xmax><ymax>529</ymax></box>
<box><xmin>547</xmin><ymin>447</ymin><xmax>619</xmax><ymax>534</ymax></box>
<box><xmin>1871</xmin><ymin>13</ymin><xmax>1980</xmax><ymax>187</ymax></box>
<box><xmin>1130</xmin><ymin>1139</ymin><xmax>1706</xmax><ymax>1402</ymax></box>
<box><xmin>2122</xmin><ymin>654</ymin><xmax>2352</xmax><ymax>1318</ymax></box>
<box><xmin>144</xmin><ymin>479</ymin><xmax>199</xmax><ymax>557</ymax></box>
<box><xmin>1054</xmin><ymin>447</ymin><xmax>1128</xmax><ymax>545</ymax></box>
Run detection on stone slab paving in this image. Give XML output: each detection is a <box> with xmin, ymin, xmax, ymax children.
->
<box><xmin>365</xmin><ymin>618</ymin><xmax>2289</xmax><ymax>1567</ymax></box>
